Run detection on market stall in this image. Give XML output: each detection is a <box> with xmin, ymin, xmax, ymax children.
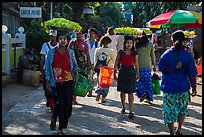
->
<box><xmin>146</xmin><ymin>9</ymin><xmax>202</xmax><ymax>61</ymax></box>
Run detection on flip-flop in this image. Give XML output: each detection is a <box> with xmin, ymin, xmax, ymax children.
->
<box><xmin>140</xmin><ymin>93</ymin><xmax>148</xmax><ymax>102</ymax></box>
<box><xmin>128</xmin><ymin>112</ymin><xmax>135</xmax><ymax>119</ymax></box>
<box><xmin>175</xmin><ymin>131</ymin><xmax>183</xmax><ymax>135</ymax></box>
<box><xmin>144</xmin><ymin>100</ymin><xmax>152</xmax><ymax>104</ymax></box>
<box><xmin>121</xmin><ymin>109</ymin><xmax>126</xmax><ymax>114</ymax></box>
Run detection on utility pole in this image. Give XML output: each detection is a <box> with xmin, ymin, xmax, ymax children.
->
<box><xmin>50</xmin><ymin>2</ymin><xmax>53</xmax><ymax>20</ymax></box>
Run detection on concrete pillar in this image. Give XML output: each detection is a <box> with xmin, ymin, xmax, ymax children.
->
<box><xmin>2</xmin><ymin>25</ymin><xmax>11</xmax><ymax>74</ymax></box>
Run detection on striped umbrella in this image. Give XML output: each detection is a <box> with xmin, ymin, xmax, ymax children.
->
<box><xmin>147</xmin><ymin>10</ymin><xmax>202</xmax><ymax>28</ymax></box>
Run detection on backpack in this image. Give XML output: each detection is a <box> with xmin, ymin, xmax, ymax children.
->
<box><xmin>94</xmin><ymin>41</ymin><xmax>99</xmax><ymax>48</ymax></box>
<box><xmin>46</xmin><ymin>42</ymin><xmax>51</xmax><ymax>49</ymax></box>
<box><xmin>85</xmin><ymin>40</ymin><xmax>99</xmax><ymax>49</ymax></box>
<box><xmin>94</xmin><ymin>52</ymin><xmax>110</xmax><ymax>74</ymax></box>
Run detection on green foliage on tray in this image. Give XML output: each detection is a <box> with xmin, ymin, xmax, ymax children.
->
<box><xmin>115</xmin><ymin>27</ymin><xmax>153</xmax><ymax>37</ymax></box>
<box><xmin>115</xmin><ymin>27</ymin><xmax>137</xmax><ymax>35</ymax></box>
<box><xmin>44</xmin><ymin>18</ymin><xmax>82</xmax><ymax>31</ymax></box>
<box><xmin>140</xmin><ymin>28</ymin><xmax>152</xmax><ymax>35</ymax></box>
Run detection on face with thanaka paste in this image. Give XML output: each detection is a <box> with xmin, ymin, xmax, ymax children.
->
<box><xmin>58</xmin><ymin>35</ymin><xmax>68</xmax><ymax>46</ymax></box>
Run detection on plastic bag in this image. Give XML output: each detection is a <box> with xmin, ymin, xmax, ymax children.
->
<box><xmin>152</xmin><ymin>73</ymin><xmax>161</xmax><ymax>95</ymax></box>
<box><xmin>74</xmin><ymin>74</ymin><xmax>93</xmax><ymax>97</ymax></box>
<box><xmin>98</xmin><ymin>66</ymin><xmax>115</xmax><ymax>87</ymax></box>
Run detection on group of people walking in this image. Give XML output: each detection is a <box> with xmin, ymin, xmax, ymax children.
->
<box><xmin>40</xmin><ymin>27</ymin><xmax>198</xmax><ymax>135</ymax></box>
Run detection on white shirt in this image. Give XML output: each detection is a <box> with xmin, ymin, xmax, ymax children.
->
<box><xmin>108</xmin><ymin>35</ymin><xmax>118</xmax><ymax>54</ymax></box>
<box><xmin>116</xmin><ymin>34</ymin><xmax>124</xmax><ymax>51</ymax></box>
<box><xmin>85</xmin><ymin>39</ymin><xmax>100</xmax><ymax>65</ymax></box>
<box><xmin>40</xmin><ymin>41</ymin><xmax>59</xmax><ymax>69</ymax></box>
<box><xmin>94</xmin><ymin>47</ymin><xmax>116</xmax><ymax>68</ymax></box>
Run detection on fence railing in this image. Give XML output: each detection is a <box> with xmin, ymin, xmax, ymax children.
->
<box><xmin>2</xmin><ymin>25</ymin><xmax>26</xmax><ymax>75</ymax></box>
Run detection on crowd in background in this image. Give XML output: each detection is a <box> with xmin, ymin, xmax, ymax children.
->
<box><xmin>33</xmin><ymin>26</ymin><xmax>198</xmax><ymax>135</ymax></box>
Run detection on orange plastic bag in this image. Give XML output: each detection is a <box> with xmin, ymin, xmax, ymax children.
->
<box><xmin>99</xmin><ymin>66</ymin><xmax>115</xmax><ymax>87</ymax></box>
<box><xmin>196</xmin><ymin>64</ymin><xmax>202</xmax><ymax>76</ymax></box>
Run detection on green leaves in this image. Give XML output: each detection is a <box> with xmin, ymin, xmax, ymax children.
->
<box><xmin>140</xmin><ymin>28</ymin><xmax>152</xmax><ymax>35</ymax></box>
<box><xmin>44</xmin><ymin>18</ymin><xmax>82</xmax><ymax>30</ymax></box>
<box><xmin>115</xmin><ymin>27</ymin><xmax>137</xmax><ymax>35</ymax></box>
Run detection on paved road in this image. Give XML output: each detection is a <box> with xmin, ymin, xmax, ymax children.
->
<box><xmin>2</xmin><ymin>72</ymin><xmax>202</xmax><ymax>135</ymax></box>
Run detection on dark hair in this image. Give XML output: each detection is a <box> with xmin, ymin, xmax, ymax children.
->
<box><xmin>123</xmin><ymin>35</ymin><xmax>135</xmax><ymax>52</ymax></box>
<box><xmin>135</xmin><ymin>31</ymin><xmax>149</xmax><ymax>49</ymax></box>
<box><xmin>56</xmin><ymin>34</ymin><xmax>69</xmax><ymax>42</ymax></box>
<box><xmin>88</xmin><ymin>28</ymin><xmax>98</xmax><ymax>34</ymax></box>
<box><xmin>99</xmin><ymin>36</ymin><xmax>112</xmax><ymax>46</ymax></box>
<box><xmin>107</xmin><ymin>27</ymin><xmax>115</xmax><ymax>35</ymax></box>
<box><xmin>171</xmin><ymin>30</ymin><xmax>185</xmax><ymax>49</ymax></box>
<box><xmin>25</xmin><ymin>51</ymin><xmax>32</xmax><ymax>56</ymax></box>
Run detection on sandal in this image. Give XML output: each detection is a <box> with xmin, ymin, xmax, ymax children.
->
<box><xmin>144</xmin><ymin>100</ymin><xmax>152</xmax><ymax>104</ymax></box>
<box><xmin>95</xmin><ymin>95</ymin><xmax>100</xmax><ymax>101</ymax></box>
<box><xmin>73</xmin><ymin>101</ymin><xmax>79</xmax><ymax>105</ymax></box>
<box><xmin>175</xmin><ymin>131</ymin><xmax>183</xmax><ymax>135</ymax></box>
<box><xmin>87</xmin><ymin>91</ymin><xmax>92</xmax><ymax>97</ymax></box>
<box><xmin>57</xmin><ymin>130</ymin><xmax>64</xmax><ymax>135</ymax></box>
<box><xmin>140</xmin><ymin>93</ymin><xmax>148</xmax><ymax>102</ymax></box>
<box><xmin>50</xmin><ymin>118</ymin><xmax>56</xmax><ymax>130</ymax></box>
<box><xmin>128</xmin><ymin>112</ymin><xmax>135</xmax><ymax>119</ymax></box>
<box><xmin>121</xmin><ymin>109</ymin><xmax>126</xmax><ymax>114</ymax></box>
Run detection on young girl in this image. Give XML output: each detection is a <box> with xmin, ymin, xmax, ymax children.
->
<box><xmin>114</xmin><ymin>35</ymin><xmax>140</xmax><ymax>119</ymax></box>
<box><xmin>94</xmin><ymin>36</ymin><xmax>116</xmax><ymax>103</ymax></box>
<box><xmin>45</xmin><ymin>31</ymin><xmax>78</xmax><ymax>135</ymax></box>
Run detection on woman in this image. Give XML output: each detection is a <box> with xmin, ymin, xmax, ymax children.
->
<box><xmin>135</xmin><ymin>31</ymin><xmax>156</xmax><ymax>104</ymax></box>
<box><xmin>68</xmin><ymin>29</ymin><xmax>91</xmax><ymax>105</ymax></box>
<box><xmin>105</xmin><ymin>27</ymin><xmax>118</xmax><ymax>54</ymax></box>
<box><xmin>158</xmin><ymin>30</ymin><xmax>197</xmax><ymax>135</ymax></box>
<box><xmin>94</xmin><ymin>35</ymin><xmax>115</xmax><ymax>103</ymax></box>
<box><xmin>114</xmin><ymin>35</ymin><xmax>140</xmax><ymax>119</ymax></box>
<box><xmin>45</xmin><ymin>31</ymin><xmax>78</xmax><ymax>135</ymax></box>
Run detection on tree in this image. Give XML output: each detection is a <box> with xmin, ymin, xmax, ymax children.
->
<box><xmin>95</xmin><ymin>2</ymin><xmax>125</xmax><ymax>34</ymax></box>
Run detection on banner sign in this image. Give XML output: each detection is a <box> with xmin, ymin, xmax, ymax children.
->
<box><xmin>20</xmin><ymin>7</ymin><xmax>42</xmax><ymax>18</ymax></box>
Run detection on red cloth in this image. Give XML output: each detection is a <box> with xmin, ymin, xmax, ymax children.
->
<box><xmin>53</xmin><ymin>49</ymin><xmax>73</xmax><ymax>82</ymax></box>
<box><xmin>120</xmin><ymin>52</ymin><xmax>135</xmax><ymax>66</ymax></box>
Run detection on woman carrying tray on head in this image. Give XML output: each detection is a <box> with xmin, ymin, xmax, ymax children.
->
<box><xmin>45</xmin><ymin>30</ymin><xmax>78</xmax><ymax>135</ymax></box>
<box><xmin>68</xmin><ymin>29</ymin><xmax>91</xmax><ymax>105</ymax></box>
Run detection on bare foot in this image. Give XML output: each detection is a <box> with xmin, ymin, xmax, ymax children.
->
<box><xmin>73</xmin><ymin>101</ymin><xmax>79</xmax><ymax>105</ymax></box>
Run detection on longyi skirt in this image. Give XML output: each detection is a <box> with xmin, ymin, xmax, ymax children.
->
<box><xmin>117</xmin><ymin>66</ymin><xmax>136</xmax><ymax>93</ymax></box>
<box><xmin>135</xmin><ymin>68</ymin><xmax>153</xmax><ymax>101</ymax></box>
<box><xmin>162</xmin><ymin>91</ymin><xmax>189</xmax><ymax>124</ymax></box>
